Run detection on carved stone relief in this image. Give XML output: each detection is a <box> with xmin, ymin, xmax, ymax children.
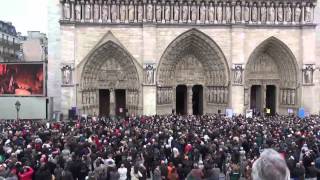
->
<box><xmin>303</xmin><ymin>64</ymin><xmax>315</xmax><ymax>85</ymax></box>
<box><xmin>232</xmin><ymin>64</ymin><xmax>243</xmax><ymax>85</ymax></box>
<box><xmin>207</xmin><ymin>86</ymin><xmax>228</xmax><ymax>104</ymax></box>
<box><xmin>144</xmin><ymin>63</ymin><xmax>156</xmax><ymax>85</ymax></box>
<box><xmin>61</xmin><ymin>0</ymin><xmax>315</xmax><ymax>25</ymax></box>
<box><xmin>61</xmin><ymin>64</ymin><xmax>73</xmax><ymax>85</ymax></box>
<box><xmin>280</xmin><ymin>88</ymin><xmax>296</xmax><ymax>105</ymax></box>
<box><xmin>157</xmin><ymin>87</ymin><xmax>173</xmax><ymax>104</ymax></box>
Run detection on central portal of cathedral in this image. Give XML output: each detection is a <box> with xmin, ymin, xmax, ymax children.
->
<box><xmin>156</xmin><ymin>29</ymin><xmax>230</xmax><ymax>115</ymax></box>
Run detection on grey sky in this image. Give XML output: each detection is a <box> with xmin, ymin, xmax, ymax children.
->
<box><xmin>0</xmin><ymin>0</ymin><xmax>48</xmax><ymax>35</ymax></box>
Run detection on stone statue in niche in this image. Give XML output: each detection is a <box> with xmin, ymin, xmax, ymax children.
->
<box><xmin>305</xmin><ymin>4</ymin><xmax>312</xmax><ymax>22</ymax></box>
<box><xmin>111</xmin><ymin>4</ymin><xmax>118</xmax><ymax>22</ymax></box>
<box><xmin>269</xmin><ymin>3</ymin><xmax>275</xmax><ymax>23</ymax></box>
<box><xmin>64</xmin><ymin>2</ymin><xmax>71</xmax><ymax>19</ymax></box>
<box><xmin>128</xmin><ymin>1</ymin><xmax>135</xmax><ymax>22</ymax></box>
<box><xmin>295</xmin><ymin>4</ymin><xmax>301</xmax><ymax>22</ymax></box>
<box><xmin>85</xmin><ymin>2</ymin><xmax>91</xmax><ymax>20</ymax></box>
<box><xmin>278</xmin><ymin>4</ymin><xmax>283</xmax><ymax>22</ymax></box>
<box><xmin>94</xmin><ymin>3</ymin><xmax>100</xmax><ymax>21</ymax></box>
<box><xmin>145</xmin><ymin>64</ymin><xmax>154</xmax><ymax>84</ymax></box>
<box><xmin>244</xmin><ymin>3</ymin><xmax>250</xmax><ymax>22</ymax></box>
<box><xmin>200</xmin><ymin>2</ymin><xmax>206</xmax><ymax>23</ymax></box>
<box><xmin>303</xmin><ymin>65</ymin><xmax>314</xmax><ymax>84</ymax></box>
<box><xmin>235</xmin><ymin>2</ymin><xmax>241</xmax><ymax>22</ymax></box>
<box><xmin>233</xmin><ymin>65</ymin><xmax>243</xmax><ymax>84</ymax></box>
<box><xmin>217</xmin><ymin>2</ymin><xmax>222</xmax><ymax>22</ymax></box>
<box><xmin>182</xmin><ymin>3</ymin><xmax>188</xmax><ymax>22</ymax></box>
<box><xmin>147</xmin><ymin>3</ymin><xmax>153</xmax><ymax>21</ymax></box>
<box><xmin>225</xmin><ymin>3</ymin><xmax>231</xmax><ymax>23</ymax></box>
<box><xmin>156</xmin><ymin>4</ymin><xmax>162</xmax><ymax>21</ymax></box>
<box><xmin>102</xmin><ymin>4</ymin><xmax>109</xmax><ymax>22</ymax></box>
<box><xmin>190</xmin><ymin>2</ymin><xmax>197</xmax><ymax>22</ymax></box>
<box><xmin>260</xmin><ymin>3</ymin><xmax>267</xmax><ymax>23</ymax></box>
<box><xmin>174</xmin><ymin>2</ymin><xmax>179</xmax><ymax>22</ymax></box>
<box><xmin>285</xmin><ymin>4</ymin><xmax>292</xmax><ymax>22</ymax></box>
<box><xmin>62</xmin><ymin>65</ymin><xmax>72</xmax><ymax>85</ymax></box>
<box><xmin>252</xmin><ymin>3</ymin><xmax>258</xmax><ymax>22</ymax></box>
<box><xmin>165</xmin><ymin>3</ymin><xmax>170</xmax><ymax>21</ymax></box>
<box><xmin>208</xmin><ymin>2</ymin><xmax>214</xmax><ymax>22</ymax></box>
<box><xmin>138</xmin><ymin>3</ymin><xmax>143</xmax><ymax>21</ymax></box>
<box><xmin>75</xmin><ymin>3</ymin><xmax>81</xmax><ymax>20</ymax></box>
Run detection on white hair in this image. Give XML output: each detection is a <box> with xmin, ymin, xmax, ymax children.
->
<box><xmin>252</xmin><ymin>149</ymin><xmax>290</xmax><ymax>180</ymax></box>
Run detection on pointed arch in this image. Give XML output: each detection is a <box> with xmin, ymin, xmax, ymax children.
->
<box><xmin>157</xmin><ymin>28</ymin><xmax>230</xmax><ymax>87</ymax></box>
<box><xmin>78</xmin><ymin>35</ymin><xmax>141</xmax><ymax>115</ymax></box>
<box><xmin>245</xmin><ymin>36</ymin><xmax>299</xmax><ymax>88</ymax></box>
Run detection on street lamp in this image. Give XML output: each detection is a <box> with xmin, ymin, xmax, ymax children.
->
<box><xmin>15</xmin><ymin>100</ymin><xmax>21</xmax><ymax>121</ymax></box>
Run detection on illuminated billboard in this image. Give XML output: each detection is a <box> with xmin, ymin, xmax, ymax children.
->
<box><xmin>0</xmin><ymin>63</ymin><xmax>44</xmax><ymax>96</ymax></box>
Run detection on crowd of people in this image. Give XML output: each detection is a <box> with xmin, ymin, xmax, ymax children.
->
<box><xmin>0</xmin><ymin>114</ymin><xmax>319</xmax><ymax>180</ymax></box>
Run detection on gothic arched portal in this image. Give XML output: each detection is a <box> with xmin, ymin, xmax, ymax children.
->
<box><xmin>156</xmin><ymin>29</ymin><xmax>230</xmax><ymax>115</ymax></box>
<box><xmin>244</xmin><ymin>37</ymin><xmax>299</xmax><ymax>115</ymax></box>
<box><xmin>79</xmin><ymin>41</ymin><xmax>140</xmax><ymax>116</ymax></box>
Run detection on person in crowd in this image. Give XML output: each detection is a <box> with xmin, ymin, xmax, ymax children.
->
<box><xmin>0</xmin><ymin>114</ymin><xmax>319</xmax><ymax>180</ymax></box>
<box><xmin>251</xmin><ymin>148</ymin><xmax>290</xmax><ymax>180</ymax></box>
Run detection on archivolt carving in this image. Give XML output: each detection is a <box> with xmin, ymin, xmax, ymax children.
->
<box><xmin>157</xmin><ymin>29</ymin><xmax>229</xmax><ymax>88</ymax></box>
<box><xmin>80</xmin><ymin>41</ymin><xmax>140</xmax><ymax>113</ymax></box>
<box><xmin>245</xmin><ymin>37</ymin><xmax>298</xmax><ymax>89</ymax></box>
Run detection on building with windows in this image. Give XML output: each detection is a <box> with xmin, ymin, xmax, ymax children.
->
<box><xmin>0</xmin><ymin>21</ymin><xmax>21</xmax><ymax>62</ymax></box>
<box><xmin>20</xmin><ymin>31</ymin><xmax>48</xmax><ymax>62</ymax></box>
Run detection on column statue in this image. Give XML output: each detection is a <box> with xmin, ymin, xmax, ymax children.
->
<box><xmin>137</xmin><ymin>3</ymin><xmax>143</xmax><ymax>22</ymax></box>
<box><xmin>235</xmin><ymin>2</ymin><xmax>241</xmax><ymax>22</ymax></box>
<box><xmin>260</xmin><ymin>3</ymin><xmax>267</xmax><ymax>23</ymax></box>
<box><xmin>208</xmin><ymin>2</ymin><xmax>214</xmax><ymax>23</ymax></box>
<box><xmin>278</xmin><ymin>4</ymin><xmax>283</xmax><ymax>22</ymax></box>
<box><xmin>217</xmin><ymin>2</ymin><xmax>222</xmax><ymax>22</ymax></box>
<box><xmin>156</xmin><ymin>3</ymin><xmax>162</xmax><ymax>21</ymax></box>
<box><xmin>75</xmin><ymin>3</ymin><xmax>82</xmax><ymax>21</ymax></box>
<box><xmin>225</xmin><ymin>3</ymin><xmax>232</xmax><ymax>23</ymax></box>
<box><xmin>165</xmin><ymin>3</ymin><xmax>170</xmax><ymax>22</ymax></box>
<box><xmin>85</xmin><ymin>1</ymin><xmax>91</xmax><ymax>20</ymax></box>
<box><xmin>269</xmin><ymin>3</ymin><xmax>275</xmax><ymax>23</ymax></box>
<box><xmin>64</xmin><ymin>2</ymin><xmax>71</xmax><ymax>19</ymax></box>
<box><xmin>295</xmin><ymin>4</ymin><xmax>301</xmax><ymax>22</ymax></box>
<box><xmin>147</xmin><ymin>3</ymin><xmax>153</xmax><ymax>21</ymax></box>
<box><xmin>285</xmin><ymin>4</ymin><xmax>292</xmax><ymax>22</ymax></box>
<box><xmin>305</xmin><ymin>4</ymin><xmax>312</xmax><ymax>22</ymax></box>
<box><xmin>244</xmin><ymin>3</ymin><xmax>250</xmax><ymax>22</ymax></box>
<box><xmin>199</xmin><ymin>2</ymin><xmax>206</xmax><ymax>23</ymax></box>
<box><xmin>111</xmin><ymin>4</ymin><xmax>118</xmax><ymax>22</ymax></box>
<box><xmin>120</xmin><ymin>1</ymin><xmax>126</xmax><ymax>22</ymax></box>
<box><xmin>128</xmin><ymin>1</ymin><xmax>135</xmax><ymax>22</ymax></box>
<box><xmin>93</xmin><ymin>3</ymin><xmax>100</xmax><ymax>21</ymax></box>
<box><xmin>190</xmin><ymin>2</ymin><xmax>197</xmax><ymax>22</ymax></box>
<box><xmin>182</xmin><ymin>3</ymin><xmax>188</xmax><ymax>22</ymax></box>
<box><xmin>173</xmin><ymin>2</ymin><xmax>179</xmax><ymax>22</ymax></box>
<box><xmin>252</xmin><ymin>3</ymin><xmax>258</xmax><ymax>22</ymax></box>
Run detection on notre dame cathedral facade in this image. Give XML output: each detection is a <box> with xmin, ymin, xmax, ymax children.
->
<box><xmin>53</xmin><ymin>0</ymin><xmax>320</xmax><ymax>117</ymax></box>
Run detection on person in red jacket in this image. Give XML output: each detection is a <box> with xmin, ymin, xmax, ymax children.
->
<box><xmin>18</xmin><ymin>166</ymin><xmax>34</xmax><ymax>180</ymax></box>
